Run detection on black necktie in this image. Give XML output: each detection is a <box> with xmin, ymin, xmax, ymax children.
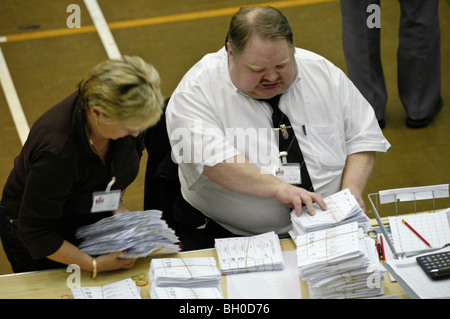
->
<box><xmin>265</xmin><ymin>95</ymin><xmax>314</xmax><ymax>192</ymax></box>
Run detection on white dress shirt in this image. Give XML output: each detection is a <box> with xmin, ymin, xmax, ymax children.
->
<box><xmin>166</xmin><ymin>47</ymin><xmax>390</xmax><ymax>236</ymax></box>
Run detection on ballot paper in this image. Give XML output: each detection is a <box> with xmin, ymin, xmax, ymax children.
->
<box><xmin>150</xmin><ymin>286</ymin><xmax>224</xmax><ymax>299</ymax></box>
<box><xmin>389</xmin><ymin>208</ymin><xmax>450</xmax><ymax>256</ymax></box>
<box><xmin>308</xmin><ymin>235</ymin><xmax>385</xmax><ymax>298</ymax></box>
<box><xmin>76</xmin><ymin>210</ymin><xmax>179</xmax><ymax>258</ymax></box>
<box><xmin>295</xmin><ymin>222</ymin><xmax>385</xmax><ymax>299</ymax></box>
<box><xmin>226</xmin><ymin>250</ymin><xmax>302</xmax><ymax>299</ymax></box>
<box><xmin>215</xmin><ymin>231</ymin><xmax>285</xmax><ymax>275</ymax></box>
<box><xmin>71</xmin><ymin>278</ymin><xmax>141</xmax><ymax>299</ymax></box>
<box><xmin>149</xmin><ymin>257</ymin><xmax>221</xmax><ymax>288</ymax></box>
<box><xmin>290</xmin><ymin>188</ymin><xmax>370</xmax><ymax>237</ymax></box>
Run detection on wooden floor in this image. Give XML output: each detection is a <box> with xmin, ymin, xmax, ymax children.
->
<box><xmin>0</xmin><ymin>0</ymin><xmax>449</xmax><ymax>275</ymax></box>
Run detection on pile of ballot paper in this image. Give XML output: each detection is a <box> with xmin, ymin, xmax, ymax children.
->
<box><xmin>149</xmin><ymin>257</ymin><xmax>224</xmax><ymax>299</ymax></box>
<box><xmin>290</xmin><ymin>188</ymin><xmax>371</xmax><ymax>237</ymax></box>
<box><xmin>149</xmin><ymin>257</ymin><xmax>221</xmax><ymax>287</ymax></box>
<box><xmin>215</xmin><ymin>231</ymin><xmax>285</xmax><ymax>275</ymax></box>
<box><xmin>71</xmin><ymin>278</ymin><xmax>142</xmax><ymax>299</ymax></box>
<box><xmin>150</xmin><ymin>286</ymin><xmax>225</xmax><ymax>299</ymax></box>
<box><xmin>295</xmin><ymin>222</ymin><xmax>385</xmax><ymax>298</ymax></box>
<box><xmin>76</xmin><ymin>210</ymin><xmax>179</xmax><ymax>258</ymax></box>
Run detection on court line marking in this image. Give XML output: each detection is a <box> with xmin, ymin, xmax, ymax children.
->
<box><xmin>0</xmin><ymin>0</ymin><xmax>335</xmax><ymax>144</ymax></box>
<box><xmin>83</xmin><ymin>0</ymin><xmax>121</xmax><ymax>60</ymax></box>
<box><xmin>0</xmin><ymin>0</ymin><xmax>336</xmax><ymax>43</ymax></box>
<box><xmin>0</xmin><ymin>45</ymin><xmax>29</xmax><ymax>145</ymax></box>
<box><xmin>0</xmin><ymin>0</ymin><xmax>121</xmax><ymax>146</ymax></box>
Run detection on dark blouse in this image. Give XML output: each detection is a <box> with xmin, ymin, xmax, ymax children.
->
<box><xmin>1</xmin><ymin>92</ymin><xmax>144</xmax><ymax>259</ymax></box>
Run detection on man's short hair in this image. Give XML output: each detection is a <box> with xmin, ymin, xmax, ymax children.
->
<box><xmin>225</xmin><ymin>6</ymin><xmax>295</xmax><ymax>59</ymax></box>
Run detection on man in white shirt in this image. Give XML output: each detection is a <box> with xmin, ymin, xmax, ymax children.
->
<box><xmin>166</xmin><ymin>6</ymin><xmax>390</xmax><ymax>250</ymax></box>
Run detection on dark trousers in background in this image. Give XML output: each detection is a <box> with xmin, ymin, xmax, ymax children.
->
<box><xmin>340</xmin><ymin>0</ymin><xmax>442</xmax><ymax>123</ymax></box>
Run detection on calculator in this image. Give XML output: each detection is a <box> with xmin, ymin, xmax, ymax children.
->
<box><xmin>416</xmin><ymin>251</ymin><xmax>450</xmax><ymax>280</ymax></box>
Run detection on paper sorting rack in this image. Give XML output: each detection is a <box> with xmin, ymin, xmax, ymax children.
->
<box><xmin>368</xmin><ymin>184</ymin><xmax>450</xmax><ymax>259</ymax></box>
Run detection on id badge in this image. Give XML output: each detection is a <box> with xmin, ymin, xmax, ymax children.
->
<box><xmin>91</xmin><ymin>190</ymin><xmax>121</xmax><ymax>213</ymax></box>
<box><xmin>90</xmin><ymin>177</ymin><xmax>121</xmax><ymax>213</ymax></box>
<box><xmin>273</xmin><ymin>163</ymin><xmax>302</xmax><ymax>185</ymax></box>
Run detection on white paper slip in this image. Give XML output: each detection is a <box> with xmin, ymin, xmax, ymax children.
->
<box><xmin>290</xmin><ymin>188</ymin><xmax>370</xmax><ymax>237</ymax></box>
<box><xmin>215</xmin><ymin>231</ymin><xmax>285</xmax><ymax>275</ymax></box>
<box><xmin>389</xmin><ymin>208</ymin><xmax>450</xmax><ymax>255</ymax></box>
<box><xmin>71</xmin><ymin>278</ymin><xmax>141</xmax><ymax>299</ymax></box>
<box><xmin>226</xmin><ymin>250</ymin><xmax>302</xmax><ymax>299</ymax></box>
<box><xmin>295</xmin><ymin>222</ymin><xmax>361</xmax><ymax>272</ymax></box>
<box><xmin>150</xmin><ymin>286</ymin><xmax>224</xmax><ymax>299</ymax></box>
<box><xmin>149</xmin><ymin>257</ymin><xmax>221</xmax><ymax>288</ymax></box>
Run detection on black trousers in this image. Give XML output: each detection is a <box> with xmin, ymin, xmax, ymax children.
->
<box><xmin>173</xmin><ymin>193</ymin><xmax>237</xmax><ymax>251</ymax></box>
<box><xmin>340</xmin><ymin>0</ymin><xmax>442</xmax><ymax>121</ymax></box>
<box><xmin>0</xmin><ymin>204</ymin><xmax>64</xmax><ymax>273</ymax></box>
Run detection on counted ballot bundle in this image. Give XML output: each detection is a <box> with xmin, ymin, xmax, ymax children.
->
<box><xmin>149</xmin><ymin>257</ymin><xmax>221</xmax><ymax>288</ymax></box>
<box><xmin>149</xmin><ymin>257</ymin><xmax>224</xmax><ymax>299</ymax></box>
<box><xmin>295</xmin><ymin>222</ymin><xmax>385</xmax><ymax>299</ymax></box>
<box><xmin>215</xmin><ymin>231</ymin><xmax>285</xmax><ymax>275</ymax></box>
<box><xmin>76</xmin><ymin>210</ymin><xmax>179</xmax><ymax>258</ymax></box>
<box><xmin>150</xmin><ymin>286</ymin><xmax>224</xmax><ymax>299</ymax></box>
<box><xmin>290</xmin><ymin>188</ymin><xmax>371</xmax><ymax>237</ymax></box>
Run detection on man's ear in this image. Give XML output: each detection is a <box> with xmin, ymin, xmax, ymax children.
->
<box><xmin>226</xmin><ymin>42</ymin><xmax>233</xmax><ymax>57</ymax></box>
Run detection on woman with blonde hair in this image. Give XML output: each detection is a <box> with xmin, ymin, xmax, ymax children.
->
<box><xmin>0</xmin><ymin>56</ymin><xmax>164</xmax><ymax>274</ymax></box>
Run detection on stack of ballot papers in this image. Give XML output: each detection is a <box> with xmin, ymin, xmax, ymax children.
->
<box><xmin>215</xmin><ymin>231</ymin><xmax>285</xmax><ymax>275</ymax></box>
<box><xmin>150</xmin><ymin>286</ymin><xmax>224</xmax><ymax>299</ymax></box>
<box><xmin>76</xmin><ymin>210</ymin><xmax>179</xmax><ymax>258</ymax></box>
<box><xmin>149</xmin><ymin>257</ymin><xmax>223</xmax><ymax>299</ymax></box>
<box><xmin>290</xmin><ymin>188</ymin><xmax>370</xmax><ymax>237</ymax></box>
<box><xmin>71</xmin><ymin>278</ymin><xmax>142</xmax><ymax>299</ymax></box>
<box><xmin>295</xmin><ymin>222</ymin><xmax>385</xmax><ymax>299</ymax></box>
<box><xmin>149</xmin><ymin>257</ymin><xmax>221</xmax><ymax>287</ymax></box>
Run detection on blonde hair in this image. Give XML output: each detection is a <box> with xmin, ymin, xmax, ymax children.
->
<box><xmin>78</xmin><ymin>56</ymin><xmax>164</xmax><ymax>131</ymax></box>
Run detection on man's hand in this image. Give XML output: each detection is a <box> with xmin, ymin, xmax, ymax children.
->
<box><xmin>274</xmin><ymin>183</ymin><xmax>327</xmax><ymax>216</ymax></box>
<box><xmin>203</xmin><ymin>155</ymin><xmax>328</xmax><ymax>216</ymax></box>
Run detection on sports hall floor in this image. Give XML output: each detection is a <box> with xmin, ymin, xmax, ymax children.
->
<box><xmin>0</xmin><ymin>0</ymin><xmax>449</xmax><ymax>274</ymax></box>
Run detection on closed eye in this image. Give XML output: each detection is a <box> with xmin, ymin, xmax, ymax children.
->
<box><xmin>248</xmin><ymin>66</ymin><xmax>265</xmax><ymax>73</ymax></box>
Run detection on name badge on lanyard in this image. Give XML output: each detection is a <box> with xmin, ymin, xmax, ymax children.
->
<box><xmin>91</xmin><ymin>177</ymin><xmax>121</xmax><ymax>213</ymax></box>
<box><xmin>273</xmin><ymin>152</ymin><xmax>302</xmax><ymax>185</ymax></box>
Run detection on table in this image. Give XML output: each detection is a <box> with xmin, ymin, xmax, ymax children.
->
<box><xmin>0</xmin><ymin>238</ymin><xmax>407</xmax><ymax>299</ymax></box>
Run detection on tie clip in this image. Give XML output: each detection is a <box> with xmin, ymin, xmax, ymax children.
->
<box><xmin>275</xmin><ymin>125</ymin><xmax>291</xmax><ymax>130</ymax></box>
<box><xmin>279</xmin><ymin>124</ymin><xmax>290</xmax><ymax>139</ymax></box>
<box><xmin>278</xmin><ymin>151</ymin><xmax>288</xmax><ymax>164</ymax></box>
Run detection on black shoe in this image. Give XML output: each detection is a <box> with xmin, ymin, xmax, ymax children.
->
<box><xmin>406</xmin><ymin>98</ymin><xmax>443</xmax><ymax>129</ymax></box>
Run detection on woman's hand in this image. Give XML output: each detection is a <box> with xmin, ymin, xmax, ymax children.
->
<box><xmin>96</xmin><ymin>251</ymin><xmax>137</xmax><ymax>272</ymax></box>
<box><xmin>113</xmin><ymin>203</ymin><xmax>130</xmax><ymax>215</ymax></box>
